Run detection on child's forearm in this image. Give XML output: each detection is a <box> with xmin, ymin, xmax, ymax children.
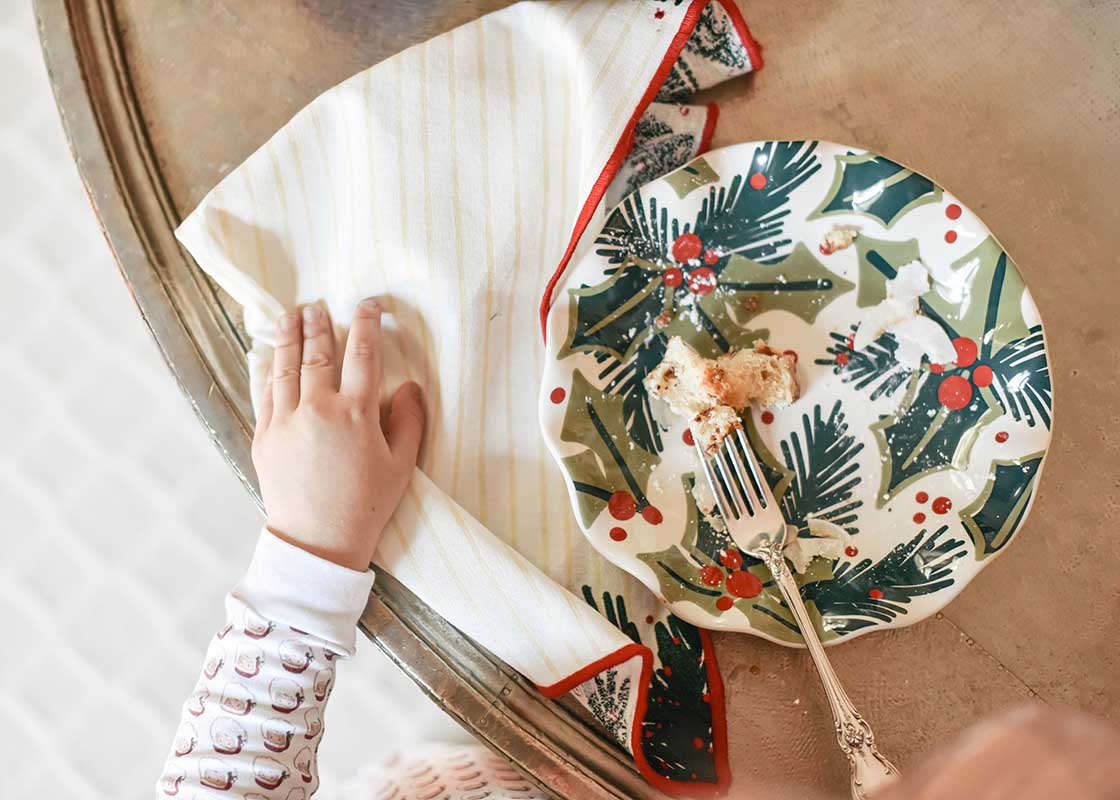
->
<box><xmin>157</xmin><ymin>528</ymin><xmax>374</xmax><ymax>797</ymax></box>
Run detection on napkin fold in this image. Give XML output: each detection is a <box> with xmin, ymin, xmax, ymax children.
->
<box><xmin>176</xmin><ymin>2</ymin><xmax>761</xmax><ymax>794</ymax></box>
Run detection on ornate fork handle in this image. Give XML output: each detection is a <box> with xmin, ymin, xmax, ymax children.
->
<box><xmin>757</xmin><ymin>541</ymin><xmax>901</xmax><ymax>799</ymax></box>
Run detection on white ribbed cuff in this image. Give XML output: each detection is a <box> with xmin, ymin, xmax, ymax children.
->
<box><xmin>229</xmin><ymin>527</ymin><xmax>375</xmax><ymax>656</ymax></box>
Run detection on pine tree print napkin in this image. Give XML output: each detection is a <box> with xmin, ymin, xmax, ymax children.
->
<box><xmin>176</xmin><ymin>2</ymin><xmax>762</xmax><ymax>794</ymax></box>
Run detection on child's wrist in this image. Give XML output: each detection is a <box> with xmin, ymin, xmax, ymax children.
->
<box><xmin>264</xmin><ymin>521</ymin><xmax>380</xmax><ymax>573</ymax></box>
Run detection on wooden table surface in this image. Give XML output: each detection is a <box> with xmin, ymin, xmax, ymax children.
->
<box><xmin>37</xmin><ymin>0</ymin><xmax>1120</xmax><ymax>796</ymax></box>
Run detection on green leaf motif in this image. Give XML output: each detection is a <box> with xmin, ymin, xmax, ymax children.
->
<box><xmin>595</xmin><ymin>141</ymin><xmax>821</xmax><ymax>267</ymax></box>
<box><xmin>591</xmin><ymin>336</ymin><xmax>669</xmax><ymax>456</ymax></box>
<box><xmin>711</xmin><ymin>244</ymin><xmax>856</xmax><ymax>326</ymax></box>
<box><xmin>802</xmin><ymin>526</ymin><xmax>969</xmax><ymax>636</ymax></box>
<box><xmin>989</xmin><ymin>327</ymin><xmax>1052</xmax><ymax>429</ymax></box>
<box><xmin>560</xmin><ymin>370</ymin><xmax>658</xmax><ymax>526</ymax></box>
<box><xmin>871</xmin><ymin>373</ymin><xmax>1001</xmax><ymax>506</ymax></box>
<box><xmin>923</xmin><ymin>237</ymin><xmax>1030</xmax><ymax>356</ymax></box>
<box><xmin>690</xmin><ymin>142</ymin><xmax>822</xmax><ymax>263</ymax></box>
<box><xmin>665</xmin><ymin>158</ymin><xmax>720</xmax><ymax>199</ymax></box>
<box><xmin>810</xmin><ymin>152</ymin><xmax>942</xmax><ymax>228</ymax></box>
<box><xmin>854</xmin><ymin>235</ymin><xmax>921</xmax><ymax>308</ymax></box>
<box><xmin>858</xmin><ymin>236</ymin><xmax>1048</xmax><ymax>501</ymax></box>
<box><xmin>814</xmin><ymin>327</ymin><xmax>912</xmax><ymax>401</ymax></box>
<box><xmin>564</xmin><ymin>264</ymin><xmax>665</xmax><ymax>364</ymax></box>
<box><xmin>780</xmin><ymin>401</ymin><xmax>865</xmax><ymax>535</ymax></box>
<box><xmin>563</xmin><ymin>244</ymin><xmax>852</xmax><ymax>457</ymax></box>
<box><xmin>961</xmin><ymin>453</ymin><xmax>1045</xmax><ymax>557</ymax></box>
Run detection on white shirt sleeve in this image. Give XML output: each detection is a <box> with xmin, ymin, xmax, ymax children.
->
<box><xmin>156</xmin><ymin>528</ymin><xmax>375</xmax><ymax>798</ymax></box>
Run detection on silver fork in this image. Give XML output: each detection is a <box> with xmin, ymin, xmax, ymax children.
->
<box><xmin>695</xmin><ymin>426</ymin><xmax>900</xmax><ymax>800</ymax></box>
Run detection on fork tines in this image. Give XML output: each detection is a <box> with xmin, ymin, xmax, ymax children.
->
<box><xmin>694</xmin><ymin>426</ymin><xmax>769</xmax><ymax>520</ymax></box>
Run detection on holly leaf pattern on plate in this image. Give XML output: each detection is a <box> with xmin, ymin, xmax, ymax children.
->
<box><xmin>924</xmin><ymin>236</ymin><xmax>1030</xmax><ymax>355</ymax></box>
<box><xmin>961</xmin><ymin>453</ymin><xmax>1045</xmax><ymax>557</ymax></box>
<box><xmin>872</xmin><ymin>372</ymin><xmax>1001</xmax><ymax>505</ymax></box>
<box><xmin>560</xmin><ymin>370</ymin><xmax>659</xmax><ymax>526</ymax></box>
<box><xmin>810</xmin><ymin>152</ymin><xmax>941</xmax><ymax>228</ymax></box>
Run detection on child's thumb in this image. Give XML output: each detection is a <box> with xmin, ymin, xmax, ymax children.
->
<box><xmin>385</xmin><ymin>381</ymin><xmax>425</xmax><ymax>463</ymax></box>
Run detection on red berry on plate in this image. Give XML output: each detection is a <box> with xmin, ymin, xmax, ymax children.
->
<box><xmin>672</xmin><ymin>232</ymin><xmax>703</xmax><ymax>262</ymax></box>
<box><xmin>641</xmin><ymin>505</ymin><xmax>663</xmax><ymax>525</ymax></box>
<box><xmin>609</xmin><ymin>527</ymin><xmax>627</xmax><ymax>541</ymax></box>
<box><xmin>972</xmin><ymin>364</ymin><xmax>994</xmax><ymax>387</ymax></box>
<box><xmin>700</xmin><ymin>565</ymin><xmax>723</xmax><ymax>587</ymax></box>
<box><xmin>952</xmin><ymin>337</ymin><xmax>978</xmax><ymax>367</ymax></box>
<box><xmin>937</xmin><ymin>375</ymin><xmax>973</xmax><ymax>410</ymax></box>
<box><xmin>945</xmin><ymin>230</ymin><xmax>958</xmax><ymax>243</ymax></box>
<box><xmin>916</xmin><ymin>491</ymin><xmax>929</xmax><ymax>503</ymax></box>
<box><xmin>720</xmin><ymin>549</ymin><xmax>743</xmax><ymax>569</ymax></box>
<box><xmin>549</xmin><ymin>387</ymin><xmax>566</xmax><ymax>404</ymax></box>
<box><xmin>687</xmin><ymin>266</ymin><xmax>717</xmax><ymax>295</ymax></box>
<box><xmin>716</xmin><ymin>596</ymin><xmax>734</xmax><ymax>611</ymax></box>
<box><xmin>760</xmin><ymin>410</ymin><xmax>775</xmax><ymax>424</ymax></box>
<box><xmin>663</xmin><ymin>267</ymin><xmax>684</xmax><ymax>288</ymax></box>
<box><xmin>703</xmin><ymin>249</ymin><xmax>720</xmax><ymax>265</ymax></box>
<box><xmin>608</xmin><ymin>491</ymin><xmax>637</xmax><ymax>520</ymax></box>
<box><xmin>727</xmin><ymin>570</ymin><xmax>763</xmax><ymax>598</ymax></box>
<box><xmin>868</xmin><ymin>588</ymin><xmax>884</xmax><ymax>600</ymax></box>
<box><xmin>995</xmin><ymin>431</ymin><xmax>1009</xmax><ymax>443</ymax></box>
<box><xmin>932</xmin><ymin>496</ymin><xmax>953</xmax><ymax>514</ymax></box>
<box><xmin>844</xmin><ymin>546</ymin><xmax>858</xmax><ymax>557</ymax></box>
<box><xmin>946</xmin><ymin>203</ymin><xmax>962</xmax><ymax>219</ymax></box>
<box><xmin>682</xmin><ymin>429</ymin><xmax>695</xmax><ymax>446</ymax></box>
<box><xmin>913</xmin><ymin>512</ymin><xmax>926</xmax><ymax>524</ymax></box>
<box><xmin>749</xmin><ymin>173</ymin><xmax>767</xmax><ymax>190</ymax></box>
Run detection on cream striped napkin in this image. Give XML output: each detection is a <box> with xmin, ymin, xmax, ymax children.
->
<box><xmin>176</xmin><ymin>1</ymin><xmax>761</xmax><ymax>793</ymax></box>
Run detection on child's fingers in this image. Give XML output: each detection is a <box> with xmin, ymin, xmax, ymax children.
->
<box><xmin>255</xmin><ymin>363</ymin><xmax>274</xmax><ymax>434</ymax></box>
<box><xmin>340</xmin><ymin>298</ymin><xmax>382</xmax><ymax>405</ymax></box>
<box><xmin>299</xmin><ymin>303</ymin><xmax>338</xmax><ymax>398</ymax></box>
<box><xmin>385</xmin><ymin>381</ymin><xmax>425</xmax><ymax>464</ymax></box>
<box><xmin>272</xmin><ymin>310</ymin><xmax>303</xmax><ymax>414</ymax></box>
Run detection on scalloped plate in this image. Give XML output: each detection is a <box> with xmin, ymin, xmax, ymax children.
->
<box><xmin>541</xmin><ymin>141</ymin><xmax>1052</xmax><ymax>646</ymax></box>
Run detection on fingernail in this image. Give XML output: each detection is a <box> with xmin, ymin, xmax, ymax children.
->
<box><xmin>358</xmin><ymin>297</ymin><xmax>379</xmax><ymax>313</ymax></box>
<box><xmin>302</xmin><ymin>304</ymin><xmax>322</xmax><ymax>323</ymax></box>
<box><xmin>280</xmin><ymin>312</ymin><xmax>300</xmax><ymax>331</ymax></box>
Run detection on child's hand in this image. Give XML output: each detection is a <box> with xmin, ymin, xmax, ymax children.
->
<box><xmin>252</xmin><ymin>299</ymin><xmax>424</xmax><ymax>571</ymax></box>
